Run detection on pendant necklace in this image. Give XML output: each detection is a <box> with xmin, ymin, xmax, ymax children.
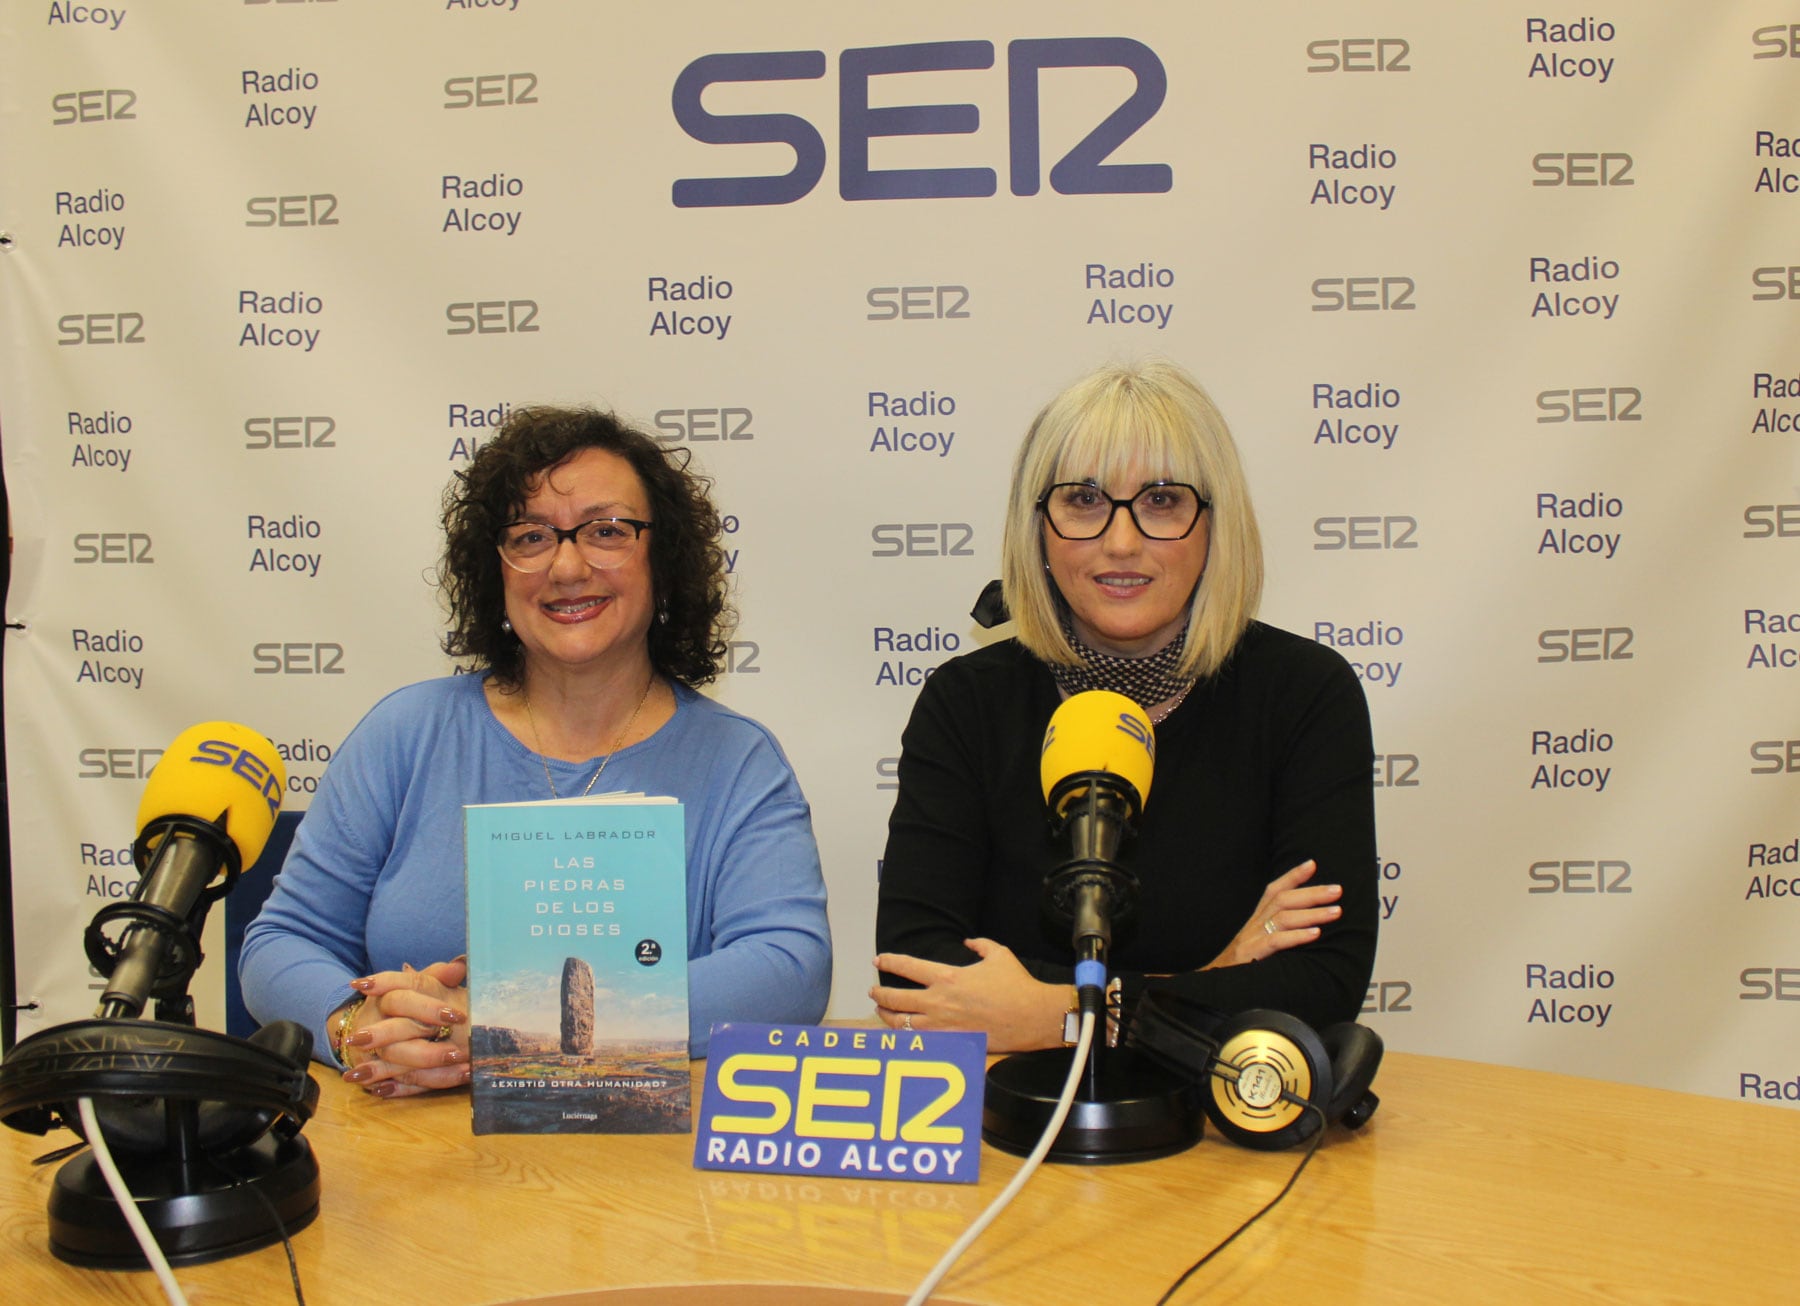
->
<box><xmin>1150</xmin><ymin>679</ymin><xmax>1197</xmax><ymax>725</ymax></box>
<box><xmin>523</xmin><ymin>675</ymin><xmax>656</xmax><ymax>799</ymax></box>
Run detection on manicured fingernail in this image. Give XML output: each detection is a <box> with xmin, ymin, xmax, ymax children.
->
<box><xmin>442</xmin><ymin>1048</ymin><xmax>463</xmax><ymax>1063</ymax></box>
<box><xmin>370</xmin><ymin>1082</ymin><xmax>399</xmax><ymax>1098</ymax></box>
<box><xmin>349</xmin><ymin>977</ymin><xmax>375</xmax><ymax>992</ymax></box>
<box><xmin>438</xmin><ymin>1007</ymin><xmax>466</xmax><ymax>1024</ymax></box>
<box><xmin>347</xmin><ymin>1030</ymin><xmax>373</xmax><ymax>1047</ymax></box>
<box><xmin>343</xmin><ymin>1065</ymin><xmax>373</xmax><ymax>1083</ymax></box>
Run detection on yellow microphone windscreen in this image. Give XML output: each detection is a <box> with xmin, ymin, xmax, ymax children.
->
<box><xmin>135</xmin><ymin>721</ymin><xmax>287</xmax><ymax>870</ymax></box>
<box><xmin>1039</xmin><ymin>690</ymin><xmax>1155</xmax><ymax>808</ymax></box>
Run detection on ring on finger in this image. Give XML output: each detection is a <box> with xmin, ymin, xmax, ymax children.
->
<box><xmin>902</xmin><ymin>1013</ymin><xmax>914</xmax><ymax>1031</ymax></box>
<box><xmin>1262</xmin><ymin>916</ymin><xmax>1279</xmax><ymax>935</ymax></box>
<box><xmin>431</xmin><ymin>1024</ymin><xmax>453</xmax><ymax>1042</ymax></box>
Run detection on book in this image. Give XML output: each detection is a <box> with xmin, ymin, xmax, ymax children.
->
<box><xmin>464</xmin><ymin>793</ymin><xmax>690</xmax><ymax>1135</ymax></box>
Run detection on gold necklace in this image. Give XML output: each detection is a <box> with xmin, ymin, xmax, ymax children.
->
<box><xmin>522</xmin><ymin>675</ymin><xmax>656</xmax><ymax>799</ymax></box>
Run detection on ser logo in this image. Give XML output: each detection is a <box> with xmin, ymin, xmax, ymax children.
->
<box><xmin>1527</xmin><ymin>860</ymin><xmax>1632</xmax><ymax>894</ymax></box>
<box><xmin>725</xmin><ymin>640</ymin><xmax>761</xmax><ymax>674</ymax></box>
<box><xmin>1313</xmin><ymin>516</ymin><xmax>1417</xmax><ymax>550</ymax></box>
<box><xmin>444</xmin><ymin>73</ymin><xmax>537</xmax><ymax>109</ymax></box>
<box><xmin>867</xmin><ymin>286</ymin><xmax>970</xmax><ymax>320</ymax></box>
<box><xmin>1739</xmin><ymin>967</ymin><xmax>1800</xmax><ymax>998</ymax></box>
<box><xmin>1305</xmin><ymin>39</ymin><xmax>1411</xmax><ymax>73</ymax></box>
<box><xmin>1752</xmin><ymin>267</ymin><xmax>1800</xmax><ymax>301</ymax></box>
<box><xmin>871</xmin><ymin>523</ymin><xmax>974</xmax><ymax>557</ymax></box>
<box><xmin>1531</xmin><ymin>153</ymin><xmax>1634</xmax><ymax>187</ymax></box>
<box><xmin>253</xmin><ymin>642</ymin><xmax>345</xmax><ymax>674</ymax></box>
<box><xmin>78</xmin><ymin>747</ymin><xmax>163</xmax><ymax>780</ymax></box>
<box><xmin>52</xmin><ymin>89</ymin><xmax>137</xmax><ymax>124</ymax></box>
<box><xmin>1536</xmin><ymin>387</ymin><xmax>1642</xmax><ymax>423</ymax></box>
<box><xmin>1372</xmin><ymin>754</ymin><xmax>1418</xmax><ymax>788</ymax></box>
<box><xmin>246</xmin><ymin>194</ymin><xmax>338</xmax><ymax>227</ymax></box>
<box><xmin>246</xmin><ymin>416</ymin><xmax>336</xmax><ymax>450</ymax></box>
<box><xmin>1361</xmin><ymin>979</ymin><xmax>1413</xmax><ymax>1013</ymax></box>
<box><xmin>671</xmin><ymin>38</ymin><xmax>1170</xmax><ymax>207</ymax></box>
<box><xmin>1753</xmin><ymin>24</ymin><xmax>1800</xmax><ymax>57</ymax></box>
<box><xmin>653</xmin><ymin>408</ymin><xmax>753</xmax><ymax>442</ymax></box>
<box><xmin>875</xmin><ymin>757</ymin><xmax>899</xmax><ymax>791</ymax></box>
<box><xmin>1744</xmin><ymin>505</ymin><xmax>1800</xmax><ymax>538</ymax></box>
<box><xmin>57</xmin><ymin>312</ymin><xmax>145</xmax><ymax>346</ymax></box>
<box><xmin>74</xmin><ymin>532</ymin><xmax>153</xmax><ymax>564</ymax></box>
<box><xmin>446</xmin><ymin>300</ymin><xmax>538</xmax><ymax>335</ymax></box>
<box><xmin>1310</xmin><ymin>277</ymin><xmax>1414</xmax><ymax>312</ymax></box>
<box><xmin>1537</xmin><ymin>627</ymin><xmax>1634</xmax><ymax>663</ymax></box>
<box><xmin>1751</xmin><ymin>740</ymin><xmax>1800</xmax><ymax>774</ymax></box>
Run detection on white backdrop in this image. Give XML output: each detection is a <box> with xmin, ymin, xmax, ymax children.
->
<box><xmin>3</xmin><ymin>2</ymin><xmax>1798</xmax><ymax>1108</ymax></box>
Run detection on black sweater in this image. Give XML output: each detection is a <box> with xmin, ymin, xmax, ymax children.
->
<box><xmin>876</xmin><ymin>622</ymin><xmax>1379</xmax><ymax>1030</ymax></box>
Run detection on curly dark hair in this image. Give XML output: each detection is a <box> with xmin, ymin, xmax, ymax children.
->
<box><xmin>438</xmin><ymin>406</ymin><xmax>735</xmax><ymax>688</ymax></box>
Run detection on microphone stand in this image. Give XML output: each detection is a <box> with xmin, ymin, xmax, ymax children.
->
<box><xmin>982</xmin><ymin>775</ymin><xmax>1201</xmax><ymax>1164</ymax></box>
<box><xmin>40</xmin><ymin>864</ymin><xmax>322</xmax><ymax>1268</ymax></box>
<box><xmin>39</xmin><ymin>999</ymin><xmax>322</xmax><ymax>1269</ymax></box>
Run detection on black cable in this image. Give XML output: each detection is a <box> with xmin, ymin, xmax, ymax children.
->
<box><xmin>1151</xmin><ymin>1101</ymin><xmax>1327</xmax><ymax>1306</ymax></box>
<box><xmin>205</xmin><ymin>1148</ymin><xmax>308</xmax><ymax>1306</ymax></box>
<box><xmin>32</xmin><ymin>1139</ymin><xmax>88</xmax><ymax>1166</ymax></box>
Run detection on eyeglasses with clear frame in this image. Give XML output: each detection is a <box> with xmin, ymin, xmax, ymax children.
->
<box><xmin>1036</xmin><ymin>482</ymin><xmax>1209</xmax><ymax>541</ymax></box>
<box><xmin>497</xmin><ymin>517</ymin><xmax>653</xmax><ymax>573</ymax></box>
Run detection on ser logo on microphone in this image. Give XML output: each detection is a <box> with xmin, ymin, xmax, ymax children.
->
<box><xmin>1114</xmin><ymin>710</ymin><xmax>1154</xmax><ymax>757</ymax></box>
<box><xmin>1040</xmin><ymin>709</ymin><xmax>1156</xmax><ymax>764</ymax></box>
<box><xmin>189</xmin><ymin>737</ymin><xmax>283</xmax><ymax>819</ymax></box>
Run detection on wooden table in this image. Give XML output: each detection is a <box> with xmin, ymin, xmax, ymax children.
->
<box><xmin>2</xmin><ymin>1051</ymin><xmax>1793</xmax><ymax>1304</ymax></box>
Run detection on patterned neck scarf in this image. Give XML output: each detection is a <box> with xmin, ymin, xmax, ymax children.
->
<box><xmin>1047</xmin><ymin>615</ymin><xmax>1195</xmax><ymax>708</ymax></box>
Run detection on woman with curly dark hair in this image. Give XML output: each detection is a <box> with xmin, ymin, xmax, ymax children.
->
<box><xmin>241</xmin><ymin>407</ymin><xmax>831</xmax><ymax>1095</ymax></box>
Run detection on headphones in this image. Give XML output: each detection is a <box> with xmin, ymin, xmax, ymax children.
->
<box><xmin>1127</xmin><ymin>991</ymin><xmax>1382</xmax><ymax>1151</ymax></box>
<box><xmin>0</xmin><ymin>1017</ymin><xmax>319</xmax><ymax>1157</ymax></box>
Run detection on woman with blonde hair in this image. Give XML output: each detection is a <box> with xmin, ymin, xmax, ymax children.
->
<box><xmin>873</xmin><ymin>361</ymin><xmax>1376</xmax><ymax>1051</ymax></box>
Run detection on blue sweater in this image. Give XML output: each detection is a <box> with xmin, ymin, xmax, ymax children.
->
<box><xmin>240</xmin><ymin>674</ymin><xmax>832</xmax><ymax>1061</ymax></box>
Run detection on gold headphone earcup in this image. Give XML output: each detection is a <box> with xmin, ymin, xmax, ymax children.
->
<box><xmin>1202</xmin><ymin>1010</ymin><xmax>1330</xmax><ymax>1151</ymax></box>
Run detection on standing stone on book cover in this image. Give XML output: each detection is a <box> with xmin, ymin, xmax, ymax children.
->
<box><xmin>562</xmin><ymin>957</ymin><xmax>595</xmax><ymax>1055</ymax></box>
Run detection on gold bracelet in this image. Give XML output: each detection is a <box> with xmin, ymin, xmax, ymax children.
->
<box><xmin>332</xmin><ymin>994</ymin><xmax>367</xmax><ymax>1067</ymax></box>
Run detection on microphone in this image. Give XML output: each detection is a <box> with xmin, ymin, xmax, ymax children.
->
<box><xmin>89</xmin><ymin>721</ymin><xmax>287</xmax><ymax>1020</ymax></box>
<box><xmin>983</xmin><ymin>691</ymin><xmax>1193</xmax><ymax>1164</ymax></box>
<box><xmin>1038</xmin><ymin>691</ymin><xmax>1155</xmax><ymax>984</ymax></box>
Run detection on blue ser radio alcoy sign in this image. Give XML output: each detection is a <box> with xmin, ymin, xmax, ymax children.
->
<box><xmin>694</xmin><ymin>1024</ymin><xmax>987</xmax><ymax>1184</ymax></box>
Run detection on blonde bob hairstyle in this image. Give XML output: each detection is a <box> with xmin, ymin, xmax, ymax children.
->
<box><xmin>999</xmin><ymin>360</ymin><xmax>1264</xmax><ymax>681</ymax></box>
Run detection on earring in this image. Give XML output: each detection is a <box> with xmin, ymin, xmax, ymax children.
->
<box><xmin>501</xmin><ymin>618</ymin><xmax>513</xmax><ymax>633</ymax></box>
<box><xmin>657</xmin><ymin>602</ymin><xmax>670</xmax><ymax>626</ymax></box>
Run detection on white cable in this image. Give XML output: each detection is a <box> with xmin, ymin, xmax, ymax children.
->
<box><xmin>904</xmin><ymin>1011</ymin><xmax>1096</xmax><ymax>1306</ymax></box>
<box><xmin>75</xmin><ymin>1098</ymin><xmax>191</xmax><ymax>1306</ymax></box>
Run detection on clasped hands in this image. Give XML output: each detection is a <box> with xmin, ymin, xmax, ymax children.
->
<box><xmin>339</xmin><ymin>958</ymin><xmax>470</xmax><ymax>1097</ymax></box>
<box><xmin>870</xmin><ymin>860</ymin><xmax>1341</xmax><ymax>1051</ymax></box>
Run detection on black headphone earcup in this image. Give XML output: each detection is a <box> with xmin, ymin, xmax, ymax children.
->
<box><xmin>1201</xmin><ymin>1008</ymin><xmax>1332</xmax><ymax>1152</ymax></box>
<box><xmin>81</xmin><ymin>1092</ymin><xmax>166</xmax><ymax>1155</ymax></box>
<box><xmin>1320</xmin><ymin>1022</ymin><xmax>1383</xmax><ymax>1130</ymax></box>
<box><xmin>87</xmin><ymin>1029</ymin><xmax>296</xmax><ymax>1155</ymax></box>
<box><xmin>191</xmin><ymin>1021</ymin><xmax>317</xmax><ymax>1153</ymax></box>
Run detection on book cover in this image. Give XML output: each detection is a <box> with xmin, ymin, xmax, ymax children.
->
<box><xmin>465</xmin><ymin>794</ymin><xmax>690</xmax><ymax>1134</ymax></box>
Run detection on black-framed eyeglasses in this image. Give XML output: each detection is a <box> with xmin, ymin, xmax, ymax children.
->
<box><xmin>497</xmin><ymin>517</ymin><xmax>653</xmax><ymax>573</ymax></box>
<box><xmin>1037</xmin><ymin>482</ymin><xmax>1209</xmax><ymax>541</ymax></box>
